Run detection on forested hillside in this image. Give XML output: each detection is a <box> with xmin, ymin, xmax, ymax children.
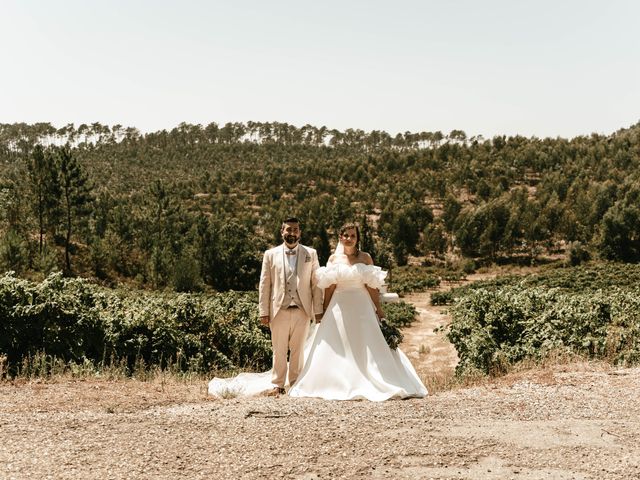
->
<box><xmin>1</xmin><ymin>121</ymin><xmax>639</xmax><ymax>291</ymax></box>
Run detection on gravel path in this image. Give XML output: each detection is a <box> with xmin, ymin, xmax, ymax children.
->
<box><xmin>1</xmin><ymin>365</ymin><xmax>639</xmax><ymax>479</ymax></box>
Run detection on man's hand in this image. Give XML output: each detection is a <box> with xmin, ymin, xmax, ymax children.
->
<box><xmin>315</xmin><ymin>314</ymin><xmax>323</xmax><ymax>324</ymax></box>
<box><xmin>260</xmin><ymin>315</ymin><xmax>270</xmax><ymax>326</ymax></box>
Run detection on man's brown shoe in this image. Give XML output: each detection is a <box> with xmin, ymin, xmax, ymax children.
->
<box><xmin>265</xmin><ymin>387</ymin><xmax>286</xmax><ymax>397</ymax></box>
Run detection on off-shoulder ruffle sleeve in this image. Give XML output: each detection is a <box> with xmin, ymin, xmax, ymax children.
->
<box><xmin>315</xmin><ymin>266</ymin><xmax>338</xmax><ymax>289</ymax></box>
<box><xmin>357</xmin><ymin>264</ymin><xmax>387</xmax><ymax>289</ymax></box>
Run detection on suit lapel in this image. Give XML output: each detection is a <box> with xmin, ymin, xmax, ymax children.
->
<box><xmin>280</xmin><ymin>244</ymin><xmax>287</xmax><ymax>286</ymax></box>
<box><xmin>296</xmin><ymin>245</ymin><xmax>308</xmax><ymax>289</ymax></box>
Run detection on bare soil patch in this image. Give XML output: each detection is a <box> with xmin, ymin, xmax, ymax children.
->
<box><xmin>1</xmin><ymin>365</ymin><xmax>639</xmax><ymax>479</ymax></box>
<box><xmin>400</xmin><ymin>272</ymin><xmax>497</xmax><ymax>383</ymax></box>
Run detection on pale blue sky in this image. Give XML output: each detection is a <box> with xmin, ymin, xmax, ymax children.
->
<box><xmin>2</xmin><ymin>0</ymin><xmax>639</xmax><ymax>138</ymax></box>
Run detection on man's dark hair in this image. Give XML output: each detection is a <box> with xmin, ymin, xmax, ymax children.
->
<box><xmin>282</xmin><ymin>217</ymin><xmax>300</xmax><ymax>225</ymax></box>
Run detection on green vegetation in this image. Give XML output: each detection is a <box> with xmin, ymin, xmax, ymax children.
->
<box><xmin>446</xmin><ymin>264</ymin><xmax>640</xmax><ymax>375</ymax></box>
<box><xmin>2</xmin><ymin>121</ymin><xmax>640</xmax><ymax>377</ymax></box>
<box><xmin>0</xmin><ymin>271</ymin><xmax>417</xmax><ymax>376</ymax></box>
<box><xmin>381</xmin><ymin>301</ymin><xmax>419</xmax><ymax>349</ymax></box>
<box><xmin>2</xmin><ymin>121</ymin><xmax>640</xmax><ymax>289</ymax></box>
<box><xmin>0</xmin><ymin>271</ymin><xmax>271</xmax><ymax>376</ymax></box>
<box><xmin>388</xmin><ymin>265</ymin><xmax>442</xmax><ymax>295</ymax></box>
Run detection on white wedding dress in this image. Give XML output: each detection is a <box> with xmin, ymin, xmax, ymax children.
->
<box><xmin>208</xmin><ymin>261</ymin><xmax>427</xmax><ymax>401</ymax></box>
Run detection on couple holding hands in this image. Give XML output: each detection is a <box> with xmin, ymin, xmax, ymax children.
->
<box><xmin>209</xmin><ymin>217</ymin><xmax>427</xmax><ymax>401</ymax></box>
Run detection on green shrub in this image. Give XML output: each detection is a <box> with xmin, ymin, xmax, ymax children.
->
<box><xmin>384</xmin><ymin>301</ymin><xmax>417</xmax><ymax>328</ymax></box>
<box><xmin>431</xmin><ymin>290</ymin><xmax>453</xmax><ymax>306</ymax></box>
<box><xmin>566</xmin><ymin>241</ymin><xmax>590</xmax><ymax>266</ymax></box>
<box><xmin>462</xmin><ymin>259</ymin><xmax>477</xmax><ymax>274</ymax></box>
<box><xmin>447</xmin><ymin>265</ymin><xmax>640</xmax><ymax>375</ymax></box>
<box><xmin>0</xmin><ymin>229</ymin><xmax>27</xmax><ymax>274</ymax></box>
<box><xmin>172</xmin><ymin>253</ymin><xmax>202</xmax><ymax>292</ymax></box>
<box><xmin>379</xmin><ymin>301</ymin><xmax>417</xmax><ymax>350</ymax></box>
<box><xmin>0</xmin><ymin>272</ymin><xmax>271</xmax><ymax>375</ymax></box>
<box><xmin>389</xmin><ymin>265</ymin><xmax>441</xmax><ymax>294</ymax></box>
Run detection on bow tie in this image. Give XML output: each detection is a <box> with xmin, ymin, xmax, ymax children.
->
<box><xmin>285</xmin><ymin>250</ymin><xmax>297</xmax><ymax>256</ymax></box>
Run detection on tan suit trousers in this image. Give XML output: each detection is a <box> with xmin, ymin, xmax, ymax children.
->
<box><xmin>270</xmin><ymin>306</ymin><xmax>310</xmax><ymax>388</ymax></box>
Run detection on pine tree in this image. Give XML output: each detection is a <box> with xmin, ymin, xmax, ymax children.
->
<box><xmin>360</xmin><ymin>215</ymin><xmax>376</xmax><ymax>260</ymax></box>
<box><xmin>25</xmin><ymin>145</ymin><xmax>61</xmax><ymax>255</ymax></box>
<box><xmin>54</xmin><ymin>145</ymin><xmax>93</xmax><ymax>273</ymax></box>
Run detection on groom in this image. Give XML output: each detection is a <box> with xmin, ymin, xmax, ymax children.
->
<box><xmin>259</xmin><ymin>217</ymin><xmax>323</xmax><ymax>396</ymax></box>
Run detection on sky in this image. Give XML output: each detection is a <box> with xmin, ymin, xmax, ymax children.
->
<box><xmin>2</xmin><ymin>0</ymin><xmax>639</xmax><ymax>139</ymax></box>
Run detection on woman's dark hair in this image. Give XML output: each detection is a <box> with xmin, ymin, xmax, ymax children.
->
<box><xmin>339</xmin><ymin>222</ymin><xmax>360</xmax><ymax>247</ymax></box>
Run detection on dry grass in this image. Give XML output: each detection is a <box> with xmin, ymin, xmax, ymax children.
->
<box><xmin>0</xmin><ymin>375</ymin><xmax>213</xmax><ymax>415</ymax></box>
<box><xmin>418</xmin><ymin>350</ymin><xmax>615</xmax><ymax>396</ymax></box>
<box><xmin>217</xmin><ymin>386</ymin><xmax>241</xmax><ymax>399</ymax></box>
<box><xmin>0</xmin><ymin>351</ymin><xmax>246</xmax><ymax>414</ymax></box>
<box><xmin>487</xmin><ymin>351</ymin><xmax>613</xmax><ymax>388</ymax></box>
<box><xmin>0</xmin><ymin>354</ymin><xmax>7</xmax><ymax>380</ymax></box>
<box><xmin>1</xmin><ymin>350</ymin><xmax>244</xmax><ymax>385</ymax></box>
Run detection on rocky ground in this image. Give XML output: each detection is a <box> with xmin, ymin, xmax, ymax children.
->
<box><xmin>1</xmin><ymin>276</ymin><xmax>639</xmax><ymax>479</ymax></box>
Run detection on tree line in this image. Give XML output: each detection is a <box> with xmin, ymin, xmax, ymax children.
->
<box><xmin>1</xmin><ymin>121</ymin><xmax>639</xmax><ymax>291</ymax></box>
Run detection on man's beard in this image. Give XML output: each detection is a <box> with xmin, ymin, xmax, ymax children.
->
<box><xmin>284</xmin><ymin>235</ymin><xmax>299</xmax><ymax>245</ymax></box>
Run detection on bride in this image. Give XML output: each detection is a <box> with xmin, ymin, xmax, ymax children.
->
<box><xmin>208</xmin><ymin>223</ymin><xmax>427</xmax><ymax>401</ymax></box>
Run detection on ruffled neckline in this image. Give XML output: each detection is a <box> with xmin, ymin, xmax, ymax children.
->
<box><xmin>316</xmin><ymin>262</ymin><xmax>387</xmax><ymax>289</ymax></box>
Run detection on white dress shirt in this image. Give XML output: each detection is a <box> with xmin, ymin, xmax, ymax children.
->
<box><xmin>285</xmin><ymin>245</ymin><xmax>298</xmax><ymax>272</ymax></box>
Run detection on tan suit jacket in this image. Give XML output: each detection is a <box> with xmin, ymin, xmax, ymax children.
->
<box><xmin>259</xmin><ymin>243</ymin><xmax>323</xmax><ymax>321</ymax></box>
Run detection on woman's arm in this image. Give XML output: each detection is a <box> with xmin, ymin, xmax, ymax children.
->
<box><xmin>366</xmin><ymin>285</ymin><xmax>384</xmax><ymax>321</ymax></box>
<box><xmin>323</xmin><ymin>284</ymin><xmax>336</xmax><ymax>312</ymax></box>
<box><xmin>362</xmin><ymin>252</ymin><xmax>383</xmax><ymax>319</ymax></box>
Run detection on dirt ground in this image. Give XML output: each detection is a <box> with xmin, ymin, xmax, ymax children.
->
<box><xmin>1</xmin><ymin>365</ymin><xmax>639</xmax><ymax>479</ymax></box>
<box><xmin>2</xmin><ymin>277</ymin><xmax>639</xmax><ymax>479</ymax></box>
<box><xmin>400</xmin><ymin>290</ymin><xmax>458</xmax><ymax>381</ymax></box>
<box><xmin>400</xmin><ymin>272</ymin><xmax>497</xmax><ymax>382</ymax></box>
